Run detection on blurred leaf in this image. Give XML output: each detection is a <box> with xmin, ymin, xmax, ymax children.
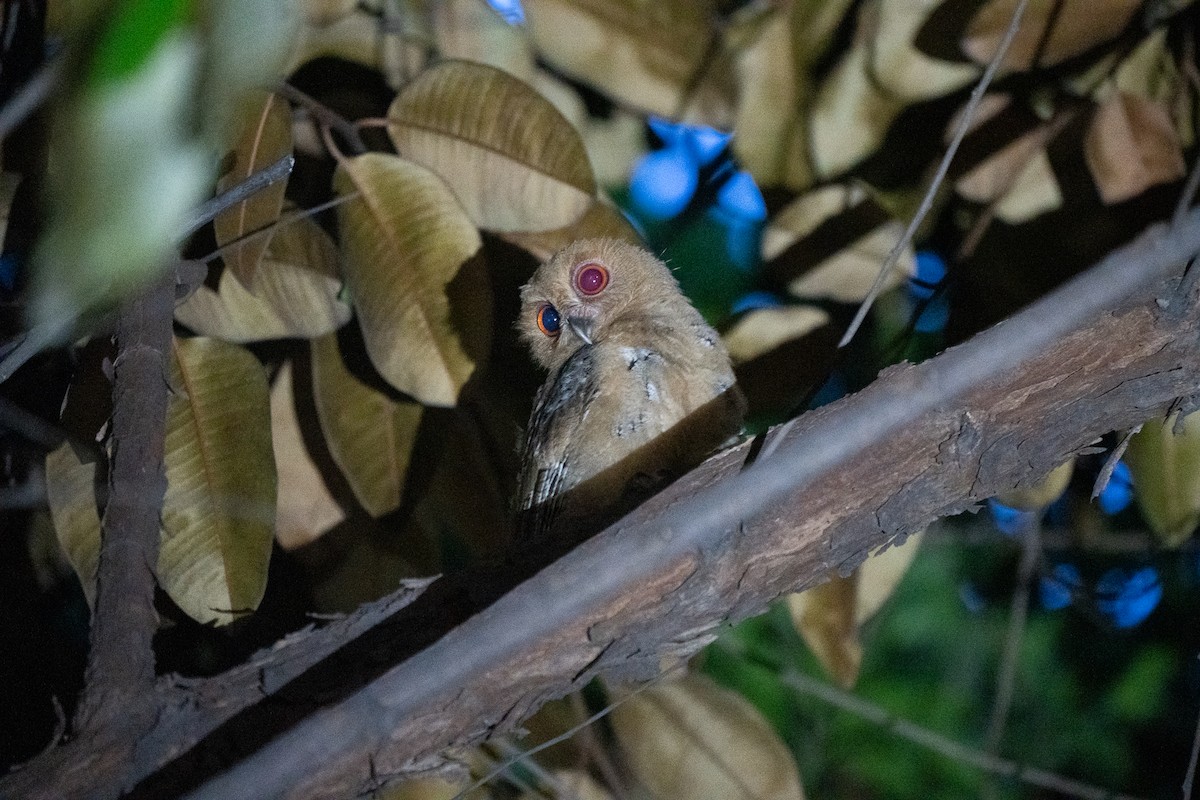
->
<box><xmin>0</xmin><ymin>171</ymin><xmax>19</xmax><ymax>251</ymax></box>
<box><xmin>580</xmin><ymin>108</ymin><xmax>646</xmax><ymax>188</ymax></box>
<box><xmin>724</xmin><ymin>306</ymin><xmax>831</xmax><ymax>364</ymax></box>
<box><xmin>996</xmin><ymin>459</ymin><xmax>1073</xmax><ymax>510</ymax></box>
<box><xmin>611</xmin><ymin>673</ymin><xmax>805</xmax><ymax>800</ymax></box>
<box><xmin>333</xmin><ymin>152</ymin><xmax>485</xmax><ymax>406</ymax></box>
<box><xmin>45</xmin><ymin>442</ymin><xmax>103</xmax><ymax>606</ymax></box>
<box><xmin>303</xmin><ymin>0</ymin><xmax>359</xmax><ymax>26</ymax></box>
<box><xmin>763</xmin><ymin>183</ymin><xmax>915</xmax><ymax>302</ymax></box>
<box><xmin>311</xmin><ymin>332</ymin><xmax>423</xmax><ymax>518</ymax></box>
<box><xmin>162</xmin><ymin>337</ymin><xmax>276</xmax><ymax>625</ymax></box>
<box><xmin>213</xmin><ymin>91</ymin><xmax>293</xmax><ymax>287</ymax></box>
<box><xmin>387</xmin><ymin>60</ymin><xmax>596</xmax><ymax>233</ymax></box>
<box><xmin>1126</xmin><ymin>411</ymin><xmax>1200</xmax><ymax>548</ymax></box>
<box><xmin>501</xmin><ymin>199</ymin><xmax>642</xmax><ymax>262</ymax></box>
<box><xmin>176</xmin><ymin>214</ymin><xmax>351</xmax><ymax>342</ymax></box>
<box><xmin>1084</xmin><ymin>91</ymin><xmax>1186</xmax><ymax>205</ymax></box>
<box><xmin>84</xmin><ymin>0</ymin><xmax>190</xmax><ymax>87</ymax></box>
<box><xmin>788</xmin><ymin>531</ymin><xmax>923</xmax><ymax>687</ymax></box>
<box><xmin>288</xmin><ymin>6</ymin><xmax>382</xmax><ymax>70</ymax></box>
<box><xmin>523</xmin><ymin>0</ymin><xmax>718</xmax><ymax>118</ymax></box>
<box><xmin>517</xmin><ymin>770</ymin><xmax>612</xmax><ymax>800</ymax></box>
<box><xmin>953</xmin><ymin>95</ymin><xmax>1063</xmax><ymax>223</ymax></box>
<box><xmin>31</xmin><ymin>33</ymin><xmax>211</xmax><ymax>331</ymax></box>
<box><xmin>871</xmin><ymin>0</ymin><xmax>980</xmax><ymax>101</ymax></box>
<box><xmin>432</xmin><ymin>0</ymin><xmax>535</xmax><ymax>81</ymax></box>
<box><xmin>963</xmin><ymin>0</ymin><xmax>1141</xmax><ymax>71</ymax></box>
<box><xmin>271</xmin><ymin>361</ymin><xmax>345</xmax><ymax>551</ymax></box>
<box><xmin>810</xmin><ymin>40</ymin><xmax>906</xmax><ymax>179</ymax></box>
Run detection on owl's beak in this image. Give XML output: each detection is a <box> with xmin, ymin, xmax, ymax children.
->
<box><xmin>565</xmin><ymin>315</ymin><xmax>594</xmax><ymax>345</ymax></box>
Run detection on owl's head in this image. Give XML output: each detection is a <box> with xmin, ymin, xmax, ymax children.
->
<box><xmin>518</xmin><ymin>238</ymin><xmax>683</xmax><ymax>371</ymax></box>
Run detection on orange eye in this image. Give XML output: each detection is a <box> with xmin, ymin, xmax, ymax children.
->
<box><xmin>537</xmin><ymin>303</ymin><xmax>561</xmax><ymax>336</ymax></box>
<box><xmin>575</xmin><ymin>263</ymin><xmax>609</xmax><ymax>296</ymax></box>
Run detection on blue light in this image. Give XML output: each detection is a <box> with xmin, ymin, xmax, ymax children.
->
<box><xmin>914</xmin><ymin>295</ymin><xmax>949</xmax><ymax>334</ymax></box>
<box><xmin>1039</xmin><ymin>562</ymin><xmax>1081</xmax><ymax>611</ymax></box>
<box><xmin>730</xmin><ymin>291</ymin><xmax>784</xmax><ymax>315</ymax></box>
<box><xmin>810</xmin><ymin>373</ymin><xmax>848</xmax><ymax>408</ymax></box>
<box><xmin>716</xmin><ymin>171</ymin><xmax>767</xmax><ymax>222</ymax></box>
<box><xmin>0</xmin><ymin>253</ymin><xmax>16</xmax><ymax>292</ymax></box>
<box><xmin>629</xmin><ymin>146</ymin><xmax>699</xmax><ymax>220</ymax></box>
<box><xmin>1098</xmin><ymin>460</ymin><xmax>1134</xmax><ymax>515</ymax></box>
<box><xmin>686</xmin><ymin>127</ymin><xmax>732</xmax><ymax>167</ymax></box>
<box><xmin>1095</xmin><ymin>566</ymin><xmax>1162</xmax><ymax>628</ymax></box>
<box><xmin>648</xmin><ymin>116</ymin><xmax>686</xmax><ymax>147</ymax></box>
<box><xmin>987</xmin><ymin>497</ymin><xmax>1035</xmax><ymax>536</ymax></box>
<box><xmin>486</xmin><ymin>0</ymin><xmax>524</xmax><ymax>24</ymax></box>
<box><xmin>910</xmin><ymin>250</ymin><xmax>946</xmax><ymax>300</ymax></box>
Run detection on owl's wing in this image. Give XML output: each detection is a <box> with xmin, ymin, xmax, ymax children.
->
<box><xmin>516</xmin><ymin>345</ymin><xmax>599</xmax><ymax>540</ymax></box>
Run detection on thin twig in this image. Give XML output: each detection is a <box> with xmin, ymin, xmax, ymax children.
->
<box><xmin>197</xmin><ymin>192</ymin><xmax>358</xmax><ymax>265</ymax></box>
<box><xmin>773</xmin><ymin>664</ymin><xmax>1144</xmax><ymax>800</ymax></box>
<box><xmin>0</xmin><ymin>58</ymin><xmax>61</xmax><ymax>141</ymax></box>
<box><xmin>839</xmin><ymin>0</ymin><xmax>1030</xmax><ymax>348</ymax></box>
<box><xmin>983</xmin><ymin>518</ymin><xmax>1041</xmax><ymax>754</ymax></box>
<box><xmin>182</xmin><ymin>154</ymin><xmax>294</xmax><ymax>238</ymax></box>
<box><xmin>568</xmin><ymin>692</ymin><xmax>630</xmax><ymax>800</ymax></box>
<box><xmin>277</xmin><ymin>82</ymin><xmax>367</xmax><ymax>155</ymax></box>
<box><xmin>1092</xmin><ymin>425</ymin><xmax>1140</xmax><ymax>499</ymax></box>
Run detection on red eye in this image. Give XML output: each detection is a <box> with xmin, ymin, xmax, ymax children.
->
<box><xmin>575</xmin><ymin>263</ymin><xmax>609</xmax><ymax>296</ymax></box>
<box><xmin>536</xmin><ymin>303</ymin><xmax>561</xmax><ymax>337</ymax></box>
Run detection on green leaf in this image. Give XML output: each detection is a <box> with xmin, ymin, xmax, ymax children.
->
<box><xmin>86</xmin><ymin>0</ymin><xmax>192</xmax><ymax>87</ymax></box>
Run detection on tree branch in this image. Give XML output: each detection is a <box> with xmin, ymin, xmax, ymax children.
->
<box><xmin>6</xmin><ymin>209</ymin><xmax>1200</xmax><ymax>799</ymax></box>
<box><xmin>73</xmin><ymin>271</ymin><xmax>175</xmax><ymax>732</ymax></box>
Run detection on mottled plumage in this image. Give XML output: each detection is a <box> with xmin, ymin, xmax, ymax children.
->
<box><xmin>515</xmin><ymin>238</ymin><xmax>745</xmax><ymax>540</ymax></box>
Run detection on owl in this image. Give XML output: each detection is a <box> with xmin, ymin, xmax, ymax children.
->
<box><xmin>515</xmin><ymin>238</ymin><xmax>746</xmax><ymax>541</ymax></box>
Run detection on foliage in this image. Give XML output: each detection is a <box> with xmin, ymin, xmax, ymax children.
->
<box><xmin>1</xmin><ymin>0</ymin><xmax>1200</xmax><ymax>796</ymax></box>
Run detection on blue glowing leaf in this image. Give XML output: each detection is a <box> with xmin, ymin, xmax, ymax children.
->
<box><xmin>629</xmin><ymin>146</ymin><xmax>699</xmax><ymax>220</ymax></box>
<box><xmin>1039</xmin><ymin>562</ymin><xmax>1081</xmax><ymax>611</ymax></box>
<box><xmin>1095</xmin><ymin>566</ymin><xmax>1162</xmax><ymax>628</ymax></box>
<box><xmin>716</xmin><ymin>171</ymin><xmax>767</xmax><ymax>223</ymax></box>
<box><xmin>987</xmin><ymin>498</ymin><xmax>1035</xmax><ymax>536</ymax></box>
<box><xmin>486</xmin><ymin>0</ymin><xmax>525</xmax><ymax>24</ymax></box>
<box><xmin>1098</xmin><ymin>460</ymin><xmax>1134</xmax><ymax>515</ymax></box>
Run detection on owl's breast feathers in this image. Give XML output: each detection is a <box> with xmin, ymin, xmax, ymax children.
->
<box><xmin>516</xmin><ymin>317</ymin><xmax>744</xmax><ymax>541</ymax></box>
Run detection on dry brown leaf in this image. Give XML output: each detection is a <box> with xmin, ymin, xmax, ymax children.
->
<box><xmin>763</xmin><ymin>184</ymin><xmax>915</xmax><ymax>302</ymax></box>
<box><xmin>500</xmin><ymin>198</ymin><xmax>642</xmax><ymax>262</ymax></box>
<box><xmin>44</xmin><ymin>441</ymin><xmax>102</xmax><ymax>606</ymax></box>
<box><xmin>523</xmin><ymin>0</ymin><xmax>717</xmax><ymax>118</ymax></box>
<box><xmin>303</xmin><ymin>0</ymin><xmax>359</xmax><ymax>26</ymax></box>
<box><xmin>433</xmin><ymin>0</ymin><xmax>535</xmax><ymax>81</ymax></box>
<box><xmin>788</xmin><ymin>531</ymin><xmax>923</xmax><ymax>687</ymax></box>
<box><xmin>271</xmin><ymin>361</ymin><xmax>345</xmax><ymax>551</ymax></box>
<box><xmin>964</xmin><ymin>0</ymin><xmax>1141</xmax><ymax>71</ymax></box>
<box><xmin>996</xmin><ymin>459</ymin><xmax>1074</xmax><ymax>510</ymax></box>
<box><xmin>288</xmin><ymin>7</ymin><xmax>382</xmax><ymax>71</ymax></box>
<box><xmin>333</xmin><ymin>152</ymin><xmax>485</xmax><ymax>406</ymax></box>
<box><xmin>517</xmin><ymin>771</ymin><xmax>612</xmax><ymax>800</ymax></box>
<box><xmin>176</xmin><ymin>214</ymin><xmax>351</xmax><ymax>342</ymax></box>
<box><xmin>310</xmin><ymin>333</ymin><xmax>424</xmax><ymax>518</ymax></box>
<box><xmin>1084</xmin><ymin>91</ymin><xmax>1186</xmax><ymax>205</ymax></box>
<box><xmin>871</xmin><ymin>0</ymin><xmax>980</xmax><ymax>101</ymax></box>
<box><xmin>723</xmin><ymin>306</ymin><xmax>831</xmax><ymax>364</ymax></box>
<box><xmin>214</xmin><ymin>91</ymin><xmax>292</xmax><ymax>287</ymax></box>
<box><xmin>387</xmin><ymin>61</ymin><xmax>595</xmax><ymax>233</ymax></box>
<box><xmin>161</xmin><ymin>337</ymin><xmax>277</xmax><ymax>625</ymax></box>
<box><xmin>611</xmin><ymin>673</ymin><xmax>805</xmax><ymax>800</ymax></box>
<box><xmin>810</xmin><ymin>42</ymin><xmax>906</xmax><ymax>179</ymax></box>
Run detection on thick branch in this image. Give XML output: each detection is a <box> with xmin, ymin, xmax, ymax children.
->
<box><xmin>6</xmin><ymin>210</ymin><xmax>1200</xmax><ymax>799</ymax></box>
<box><xmin>75</xmin><ymin>272</ymin><xmax>175</xmax><ymax>730</ymax></box>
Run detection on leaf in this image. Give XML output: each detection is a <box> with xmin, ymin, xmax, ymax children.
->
<box><xmin>213</xmin><ymin>91</ymin><xmax>293</xmax><ymax>287</ymax></box>
<box><xmin>952</xmin><ymin>95</ymin><xmax>1063</xmax><ymax>223</ymax></box>
<box><xmin>1084</xmin><ymin>92</ymin><xmax>1186</xmax><ymax>205</ymax></box>
<box><xmin>386</xmin><ymin>61</ymin><xmax>596</xmax><ymax>233</ymax></box>
<box><xmin>271</xmin><ymin>361</ymin><xmax>345</xmax><ymax>551</ymax></box>
<box><xmin>288</xmin><ymin>7</ymin><xmax>382</xmax><ymax>71</ymax></box>
<box><xmin>311</xmin><ymin>333</ymin><xmax>424</xmax><ymax>518</ymax></box>
<box><xmin>610</xmin><ymin>673</ymin><xmax>805</xmax><ymax>800</ymax></box>
<box><xmin>788</xmin><ymin>531</ymin><xmax>923</xmax><ymax>687</ymax></box>
<box><xmin>723</xmin><ymin>306</ymin><xmax>831</xmax><ymax>364</ymax></box>
<box><xmin>161</xmin><ymin>337</ymin><xmax>276</xmax><ymax>625</ymax></box>
<box><xmin>762</xmin><ymin>184</ymin><xmax>915</xmax><ymax>302</ymax></box>
<box><xmin>432</xmin><ymin>0</ymin><xmax>535</xmax><ymax>81</ymax></box>
<box><xmin>518</xmin><ymin>771</ymin><xmax>612</xmax><ymax>800</ymax></box>
<box><xmin>996</xmin><ymin>459</ymin><xmax>1074</xmax><ymax>510</ymax></box>
<box><xmin>175</xmin><ymin>213</ymin><xmax>351</xmax><ymax>342</ymax></box>
<box><xmin>333</xmin><ymin>152</ymin><xmax>486</xmax><ymax>406</ymax></box>
<box><xmin>44</xmin><ymin>441</ymin><xmax>103</xmax><ymax>606</ymax></box>
<box><xmin>303</xmin><ymin>0</ymin><xmax>359</xmax><ymax>26</ymax></box>
<box><xmin>500</xmin><ymin>198</ymin><xmax>642</xmax><ymax>262</ymax></box>
<box><xmin>809</xmin><ymin>41</ymin><xmax>906</xmax><ymax>179</ymax></box>
<box><xmin>1126</xmin><ymin>412</ymin><xmax>1200</xmax><ymax>548</ymax></box>
<box><xmin>871</xmin><ymin>0</ymin><xmax>980</xmax><ymax>101</ymax></box>
<box><xmin>522</xmin><ymin>0</ymin><xmax>718</xmax><ymax>118</ymax></box>
<box><xmin>963</xmin><ymin>0</ymin><xmax>1141</xmax><ymax>71</ymax></box>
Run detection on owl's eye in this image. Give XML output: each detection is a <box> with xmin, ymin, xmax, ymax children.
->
<box><xmin>536</xmin><ymin>303</ymin><xmax>561</xmax><ymax>336</ymax></box>
<box><xmin>575</xmin><ymin>263</ymin><xmax>609</xmax><ymax>296</ymax></box>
